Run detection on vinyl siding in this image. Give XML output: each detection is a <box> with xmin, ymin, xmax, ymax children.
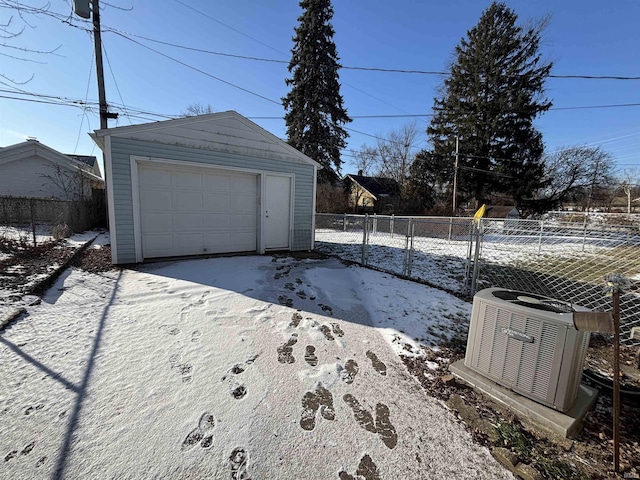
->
<box><xmin>109</xmin><ymin>137</ymin><xmax>314</xmax><ymax>263</ymax></box>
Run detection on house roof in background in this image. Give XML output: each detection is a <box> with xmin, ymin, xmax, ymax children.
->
<box><xmin>0</xmin><ymin>139</ymin><xmax>103</xmax><ymax>183</ymax></box>
<box><xmin>345</xmin><ymin>174</ymin><xmax>400</xmax><ymax>200</ymax></box>
<box><xmin>66</xmin><ymin>154</ymin><xmax>97</xmax><ymax>169</ymax></box>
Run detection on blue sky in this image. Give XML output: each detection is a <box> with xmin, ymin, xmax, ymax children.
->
<box><xmin>1</xmin><ymin>0</ymin><xmax>638</xmax><ymax>177</ymax></box>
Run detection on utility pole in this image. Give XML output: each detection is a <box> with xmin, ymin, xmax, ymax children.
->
<box><xmin>452</xmin><ymin>135</ymin><xmax>459</xmax><ymax>216</ymax></box>
<box><xmin>73</xmin><ymin>0</ymin><xmax>116</xmax><ymax>229</ymax></box>
<box><xmin>92</xmin><ymin>0</ymin><xmax>108</xmax><ymax>130</ymax></box>
<box><xmin>74</xmin><ymin>0</ymin><xmax>118</xmax><ymax>129</ymax></box>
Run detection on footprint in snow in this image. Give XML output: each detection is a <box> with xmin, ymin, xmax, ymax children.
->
<box><xmin>300</xmin><ymin>383</ymin><xmax>335</xmax><ymax>431</ymax></box>
<box><xmin>340</xmin><ymin>359</ymin><xmax>359</xmax><ymax>384</ymax></box>
<box><xmin>289</xmin><ymin>312</ymin><xmax>303</xmax><ymax>328</ymax></box>
<box><xmin>338</xmin><ymin>454</ymin><xmax>381</xmax><ymax>480</ymax></box>
<box><xmin>277</xmin><ymin>334</ymin><xmax>298</xmax><ymax>364</ymax></box>
<box><xmin>331</xmin><ymin>322</ymin><xmax>345</xmax><ymax>337</ymax></box>
<box><xmin>304</xmin><ymin>345</ymin><xmax>318</xmax><ymax>366</ymax></box>
<box><xmin>278</xmin><ymin>295</ymin><xmax>294</xmax><ymax>307</ymax></box>
<box><xmin>318</xmin><ymin>324</ymin><xmax>334</xmax><ymax>341</ymax></box>
<box><xmin>181</xmin><ymin>412</ymin><xmax>216</xmax><ymax>452</ymax></box>
<box><xmin>24</xmin><ymin>404</ymin><xmax>44</xmax><ymax>416</ymax></box>
<box><xmin>366</xmin><ymin>351</ymin><xmax>387</xmax><ymax>376</ymax></box>
<box><xmin>342</xmin><ymin>395</ymin><xmax>397</xmax><ymax>449</ymax></box>
<box><xmin>221</xmin><ymin>355</ymin><xmax>259</xmax><ymax>400</ymax></box>
<box><xmin>318</xmin><ymin>303</ymin><xmax>333</xmax><ymax>315</ymax></box>
<box><xmin>229</xmin><ymin>448</ymin><xmax>251</xmax><ymax>479</ymax></box>
<box><xmin>169</xmin><ymin>354</ymin><xmax>193</xmax><ymax>383</ymax></box>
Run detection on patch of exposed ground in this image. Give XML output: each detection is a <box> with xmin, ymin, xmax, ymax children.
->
<box><xmin>402</xmin><ymin>335</ymin><xmax>640</xmax><ymax>480</ymax></box>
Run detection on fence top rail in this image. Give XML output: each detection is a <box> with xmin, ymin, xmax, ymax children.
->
<box><xmin>315</xmin><ymin>213</ymin><xmax>475</xmax><ymax>221</ymax></box>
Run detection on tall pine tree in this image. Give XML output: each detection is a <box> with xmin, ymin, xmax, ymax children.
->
<box><xmin>283</xmin><ymin>0</ymin><xmax>351</xmax><ymax>183</ymax></box>
<box><xmin>426</xmin><ymin>2</ymin><xmax>552</xmax><ymax>208</ymax></box>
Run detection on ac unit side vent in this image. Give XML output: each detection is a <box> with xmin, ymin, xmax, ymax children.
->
<box><xmin>531</xmin><ymin>321</ymin><xmax>560</xmax><ymax>400</ymax></box>
<box><xmin>477</xmin><ymin>304</ymin><xmax>499</xmax><ymax>374</ymax></box>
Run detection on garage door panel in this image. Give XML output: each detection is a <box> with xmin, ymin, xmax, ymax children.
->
<box><xmin>203</xmin><ymin>173</ymin><xmax>230</xmax><ymax>190</ymax></box>
<box><xmin>143</xmin><ymin>234</ymin><xmax>174</xmax><ymax>253</ymax></box>
<box><xmin>203</xmin><ymin>233</ymin><xmax>231</xmax><ymax>253</ymax></box>
<box><xmin>140</xmin><ymin>168</ymin><xmax>172</xmax><ymax>187</ymax></box>
<box><xmin>172</xmin><ymin>191</ymin><xmax>203</xmax><ymax>211</ymax></box>
<box><xmin>174</xmin><ymin>234</ymin><xmax>204</xmax><ymax>253</ymax></box>
<box><xmin>142</xmin><ymin>213</ymin><xmax>173</xmax><ymax>232</ymax></box>
<box><xmin>173</xmin><ymin>171</ymin><xmax>202</xmax><ymax>188</ymax></box>
<box><xmin>204</xmin><ymin>213</ymin><xmax>231</xmax><ymax>229</ymax></box>
<box><xmin>174</xmin><ymin>213</ymin><xmax>203</xmax><ymax>230</ymax></box>
<box><xmin>234</xmin><ymin>194</ymin><xmax>257</xmax><ymax>213</ymax></box>
<box><xmin>203</xmin><ymin>233</ymin><xmax>255</xmax><ymax>253</ymax></box>
<box><xmin>204</xmin><ymin>193</ymin><xmax>231</xmax><ymax>212</ymax></box>
<box><xmin>233</xmin><ymin>175</ymin><xmax>257</xmax><ymax>192</ymax></box>
<box><xmin>139</xmin><ymin>163</ymin><xmax>258</xmax><ymax>259</ymax></box>
<box><xmin>231</xmin><ymin>214</ymin><xmax>257</xmax><ymax>229</ymax></box>
<box><xmin>141</xmin><ymin>190</ymin><xmax>172</xmax><ymax>210</ymax></box>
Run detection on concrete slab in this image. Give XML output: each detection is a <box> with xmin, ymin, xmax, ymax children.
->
<box><xmin>449</xmin><ymin>359</ymin><xmax>599</xmax><ymax>438</ymax></box>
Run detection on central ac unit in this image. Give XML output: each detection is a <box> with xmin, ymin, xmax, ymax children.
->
<box><xmin>464</xmin><ymin>288</ymin><xmax>591</xmax><ymax>412</ymax></box>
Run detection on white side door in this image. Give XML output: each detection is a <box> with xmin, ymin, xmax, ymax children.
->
<box><xmin>264</xmin><ymin>174</ymin><xmax>292</xmax><ymax>250</ymax></box>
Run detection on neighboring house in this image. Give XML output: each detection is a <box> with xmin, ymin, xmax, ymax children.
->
<box><xmin>67</xmin><ymin>154</ymin><xmax>102</xmax><ymax>178</ymax></box>
<box><xmin>344</xmin><ymin>173</ymin><xmax>400</xmax><ymax>213</ymax></box>
<box><xmin>90</xmin><ymin>111</ymin><xmax>321</xmax><ymax>264</ymax></box>
<box><xmin>0</xmin><ymin>139</ymin><xmax>104</xmax><ymax>200</ymax></box>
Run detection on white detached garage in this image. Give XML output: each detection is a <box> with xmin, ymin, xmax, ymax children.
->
<box><xmin>91</xmin><ymin>111</ymin><xmax>320</xmax><ymax>264</ymax></box>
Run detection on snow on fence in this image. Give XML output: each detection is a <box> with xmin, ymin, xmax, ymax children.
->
<box><xmin>315</xmin><ymin>213</ymin><xmax>640</xmax><ymax>345</ymax></box>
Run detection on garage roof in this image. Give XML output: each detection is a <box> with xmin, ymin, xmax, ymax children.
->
<box><xmin>91</xmin><ymin>110</ymin><xmax>321</xmax><ymax>168</ymax></box>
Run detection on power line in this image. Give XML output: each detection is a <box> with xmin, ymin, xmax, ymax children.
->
<box><xmin>101</xmin><ymin>26</ymin><xmax>640</xmax><ymax>81</ymax></box>
<box><xmin>109</xmin><ymin>30</ymin><xmax>281</xmax><ymax>106</ymax></box>
<box><xmin>74</xmin><ymin>45</ymin><xmax>94</xmax><ymax>154</ymax></box>
<box><xmin>102</xmin><ymin>40</ymin><xmax>132</xmax><ymax>124</ymax></box>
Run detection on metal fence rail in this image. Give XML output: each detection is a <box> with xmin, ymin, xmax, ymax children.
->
<box><xmin>474</xmin><ymin>217</ymin><xmax>640</xmax><ymax>346</ymax></box>
<box><xmin>315</xmin><ymin>213</ymin><xmax>475</xmax><ymax>295</ymax></box>
<box><xmin>315</xmin><ymin>213</ymin><xmax>640</xmax><ymax>345</ymax></box>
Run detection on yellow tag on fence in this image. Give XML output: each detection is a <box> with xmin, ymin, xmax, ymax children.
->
<box><xmin>473</xmin><ymin>204</ymin><xmax>486</xmax><ymax>223</ymax></box>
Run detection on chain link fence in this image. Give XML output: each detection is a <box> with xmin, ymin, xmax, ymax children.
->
<box><xmin>473</xmin><ymin>217</ymin><xmax>640</xmax><ymax>346</ymax></box>
<box><xmin>315</xmin><ymin>213</ymin><xmax>640</xmax><ymax>345</ymax></box>
<box><xmin>315</xmin><ymin>213</ymin><xmax>475</xmax><ymax>294</ymax></box>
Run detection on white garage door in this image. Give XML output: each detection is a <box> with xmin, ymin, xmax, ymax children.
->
<box><xmin>138</xmin><ymin>163</ymin><xmax>258</xmax><ymax>258</ymax></box>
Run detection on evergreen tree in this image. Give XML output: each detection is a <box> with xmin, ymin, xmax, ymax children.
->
<box><xmin>283</xmin><ymin>0</ymin><xmax>351</xmax><ymax>183</ymax></box>
<box><xmin>425</xmin><ymin>2</ymin><xmax>552</xmax><ymax>208</ymax></box>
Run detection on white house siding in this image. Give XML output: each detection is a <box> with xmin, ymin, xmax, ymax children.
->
<box><xmin>0</xmin><ymin>155</ymin><xmax>90</xmax><ymax>199</ymax></box>
<box><xmin>109</xmin><ymin>137</ymin><xmax>315</xmax><ymax>264</ymax></box>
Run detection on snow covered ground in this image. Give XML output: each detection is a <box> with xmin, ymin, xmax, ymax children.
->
<box><xmin>315</xmin><ymin>227</ymin><xmax>640</xmax><ymax>294</ymax></box>
<box><xmin>0</xmin><ymin>254</ymin><xmax>512</xmax><ymax>479</ymax></box>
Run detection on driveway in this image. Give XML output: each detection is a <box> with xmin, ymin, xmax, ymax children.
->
<box><xmin>0</xmin><ymin>255</ymin><xmax>512</xmax><ymax>479</ymax></box>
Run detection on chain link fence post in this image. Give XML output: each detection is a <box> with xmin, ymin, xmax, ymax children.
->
<box><xmin>390</xmin><ymin>214</ymin><xmax>394</xmax><ymax>238</ymax></box>
<box><xmin>538</xmin><ymin>219</ymin><xmax>544</xmax><ymax>254</ymax></box>
<box><xmin>343</xmin><ymin>213</ymin><xmax>347</xmax><ymax>232</ymax></box>
<box><xmin>361</xmin><ymin>214</ymin><xmax>369</xmax><ymax>265</ymax></box>
<box><xmin>463</xmin><ymin>219</ymin><xmax>474</xmax><ymax>293</ymax></box>
<box><xmin>470</xmin><ymin>218</ymin><xmax>484</xmax><ymax>295</ymax></box>
<box><xmin>408</xmin><ymin>220</ymin><xmax>415</xmax><ymax>277</ymax></box>
<box><xmin>402</xmin><ymin>218</ymin><xmax>412</xmax><ymax>276</ymax></box>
